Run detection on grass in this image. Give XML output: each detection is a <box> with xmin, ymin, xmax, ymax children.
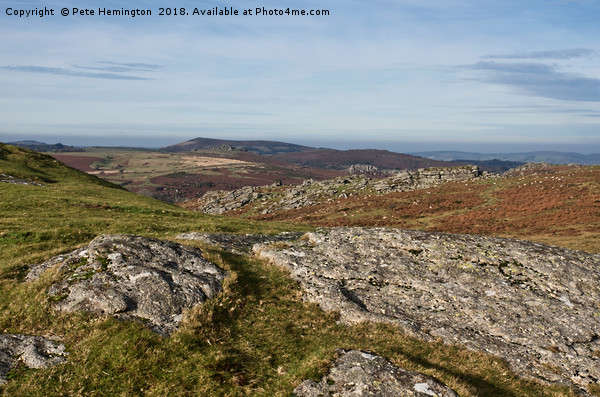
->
<box><xmin>0</xmin><ymin>245</ymin><xmax>577</xmax><ymax>396</ymax></box>
<box><xmin>0</xmin><ymin>143</ymin><xmax>589</xmax><ymax>395</ymax></box>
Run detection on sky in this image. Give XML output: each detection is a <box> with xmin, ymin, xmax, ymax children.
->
<box><xmin>1</xmin><ymin>0</ymin><xmax>600</xmax><ymax>153</ymax></box>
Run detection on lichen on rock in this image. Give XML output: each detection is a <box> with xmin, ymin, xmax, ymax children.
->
<box><xmin>293</xmin><ymin>349</ymin><xmax>458</xmax><ymax>397</ymax></box>
<box><xmin>254</xmin><ymin>227</ymin><xmax>600</xmax><ymax>391</ymax></box>
<box><xmin>27</xmin><ymin>234</ymin><xmax>227</xmax><ymax>335</ymax></box>
<box><xmin>0</xmin><ymin>334</ymin><xmax>68</xmax><ymax>384</ymax></box>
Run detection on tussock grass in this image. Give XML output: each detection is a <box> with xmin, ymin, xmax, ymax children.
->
<box><xmin>0</xmin><ymin>144</ymin><xmax>585</xmax><ymax>395</ymax></box>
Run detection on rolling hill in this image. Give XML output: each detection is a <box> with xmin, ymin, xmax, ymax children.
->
<box><xmin>8</xmin><ymin>140</ymin><xmax>84</xmax><ymax>153</ymax></box>
<box><xmin>414</xmin><ymin>150</ymin><xmax>600</xmax><ymax>165</ymax></box>
<box><xmin>0</xmin><ymin>142</ymin><xmax>596</xmax><ymax>396</ymax></box>
<box><xmin>271</xmin><ymin>148</ymin><xmax>457</xmax><ymax>170</ymax></box>
<box><xmin>162</xmin><ymin>137</ymin><xmax>314</xmax><ymax>155</ymax></box>
<box><xmin>50</xmin><ymin>147</ymin><xmax>343</xmax><ymax>203</ymax></box>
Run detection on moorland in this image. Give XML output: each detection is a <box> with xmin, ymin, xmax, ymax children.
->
<box><xmin>0</xmin><ymin>139</ymin><xmax>599</xmax><ymax>396</ymax></box>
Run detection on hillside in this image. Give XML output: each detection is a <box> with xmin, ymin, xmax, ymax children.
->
<box><xmin>185</xmin><ymin>163</ymin><xmax>600</xmax><ymax>253</ymax></box>
<box><xmin>271</xmin><ymin>148</ymin><xmax>457</xmax><ymax>170</ymax></box>
<box><xmin>162</xmin><ymin>137</ymin><xmax>314</xmax><ymax>155</ymax></box>
<box><xmin>415</xmin><ymin>150</ymin><xmax>600</xmax><ymax>165</ymax></box>
<box><xmin>50</xmin><ymin>148</ymin><xmax>343</xmax><ymax>203</ymax></box>
<box><xmin>258</xmin><ymin>163</ymin><xmax>600</xmax><ymax>252</ymax></box>
<box><xmin>8</xmin><ymin>140</ymin><xmax>84</xmax><ymax>153</ymax></box>
<box><xmin>1</xmin><ymin>143</ymin><xmax>598</xmax><ymax>396</ymax></box>
<box><xmin>48</xmin><ymin>141</ymin><xmax>525</xmax><ymax>203</ymax></box>
<box><xmin>0</xmin><ymin>142</ymin><xmax>300</xmax><ymax>265</ymax></box>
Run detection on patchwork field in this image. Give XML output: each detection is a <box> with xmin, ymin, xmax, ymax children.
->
<box><xmin>52</xmin><ymin>148</ymin><xmax>342</xmax><ymax>203</ymax></box>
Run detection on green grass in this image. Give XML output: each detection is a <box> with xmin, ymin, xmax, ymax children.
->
<box><xmin>0</xmin><ymin>143</ymin><xmax>585</xmax><ymax>395</ymax></box>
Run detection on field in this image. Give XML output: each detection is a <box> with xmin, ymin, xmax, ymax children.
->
<box><xmin>0</xmin><ymin>143</ymin><xmax>587</xmax><ymax>396</ymax></box>
<box><xmin>52</xmin><ymin>148</ymin><xmax>342</xmax><ymax>203</ymax></box>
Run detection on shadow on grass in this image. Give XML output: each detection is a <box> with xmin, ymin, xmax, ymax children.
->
<box><xmin>183</xmin><ymin>245</ymin><xmax>568</xmax><ymax>396</ymax></box>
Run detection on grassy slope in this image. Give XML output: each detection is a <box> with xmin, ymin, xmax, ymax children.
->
<box><xmin>0</xmin><ymin>144</ymin><xmax>581</xmax><ymax>396</ymax></box>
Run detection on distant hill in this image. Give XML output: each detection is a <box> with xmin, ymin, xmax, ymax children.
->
<box><xmin>272</xmin><ymin>148</ymin><xmax>458</xmax><ymax>171</ymax></box>
<box><xmin>162</xmin><ymin>137</ymin><xmax>314</xmax><ymax>155</ymax></box>
<box><xmin>450</xmin><ymin>159</ymin><xmax>525</xmax><ymax>173</ymax></box>
<box><xmin>413</xmin><ymin>151</ymin><xmax>600</xmax><ymax>165</ymax></box>
<box><xmin>8</xmin><ymin>140</ymin><xmax>84</xmax><ymax>153</ymax></box>
<box><xmin>164</xmin><ymin>138</ymin><xmax>526</xmax><ymax>172</ymax></box>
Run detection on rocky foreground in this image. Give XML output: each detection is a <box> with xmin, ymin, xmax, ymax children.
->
<box><xmin>250</xmin><ymin>227</ymin><xmax>600</xmax><ymax>392</ymax></box>
<box><xmin>27</xmin><ymin>235</ymin><xmax>226</xmax><ymax>335</ymax></box>
<box><xmin>15</xmin><ymin>228</ymin><xmax>600</xmax><ymax>394</ymax></box>
<box><xmin>293</xmin><ymin>349</ymin><xmax>458</xmax><ymax>396</ymax></box>
<box><xmin>0</xmin><ymin>335</ymin><xmax>68</xmax><ymax>384</ymax></box>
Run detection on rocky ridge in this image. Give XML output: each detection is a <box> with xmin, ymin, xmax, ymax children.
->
<box><xmin>184</xmin><ymin>165</ymin><xmax>485</xmax><ymax>215</ymax></box>
<box><xmin>346</xmin><ymin>163</ymin><xmax>394</xmax><ymax>175</ymax></box>
<box><xmin>0</xmin><ymin>173</ymin><xmax>44</xmax><ymax>186</ymax></box>
<box><xmin>253</xmin><ymin>227</ymin><xmax>600</xmax><ymax>392</ymax></box>
<box><xmin>0</xmin><ymin>334</ymin><xmax>68</xmax><ymax>384</ymax></box>
<box><xmin>293</xmin><ymin>349</ymin><xmax>458</xmax><ymax>397</ymax></box>
<box><xmin>27</xmin><ymin>234</ymin><xmax>226</xmax><ymax>335</ymax></box>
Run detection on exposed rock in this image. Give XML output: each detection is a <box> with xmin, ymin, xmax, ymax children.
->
<box><xmin>347</xmin><ymin>164</ymin><xmax>382</xmax><ymax>175</ymax></box>
<box><xmin>186</xmin><ymin>165</ymin><xmax>486</xmax><ymax>215</ymax></box>
<box><xmin>0</xmin><ymin>173</ymin><xmax>44</xmax><ymax>186</ymax></box>
<box><xmin>176</xmin><ymin>231</ymin><xmax>304</xmax><ymax>254</ymax></box>
<box><xmin>294</xmin><ymin>349</ymin><xmax>458</xmax><ymax>397</ymax></box>
<box><xmin>211</xmin><ymin>144</ymin><xmax>237</xmax><ymax>151</ymax></box>
<box><xmin>198</xmin><ymin>186</ymin><xmax>256</xmax><ymax>215</ymax></box>
<box><xmin>27</xmin><ymin>235</ymin><xmax>226</xmax><ymax>335</ymax></box>
<box><xmin>0</xmin><ymin>334</ymin><xmax>68</xmax><ymax>384</ymax></box>
<box><xmin>502</xmin><ymin>162</ymin><xmax>584</xmax><ymax>177</ymax></box>
<box><xmin>254</xmin><ymin>227</ymin><xmax>600</xmax><ymax>391</ymax></box>
<box><xmin>372</xmin><ymin>165</ymin><xmax>483</xmax><ymax>193</ymax></box>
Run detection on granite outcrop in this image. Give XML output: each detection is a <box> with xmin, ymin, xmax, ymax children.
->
<box><xmin>293</xmin><ymin>349</ymin><xmax>458</xmax><ymax>397</ymax></box>
<box><xmin>27</xmin><ymin>234</ymin><xmax>226</xmax><ymax>335</ymax></box>
<box><xmin>254</xmin><ymin>227</ymin><xmax>600</xmax><ymax>392</ymax></box>
<box><xmin>186</xmin><ymin>165</ymin><xmax>485</xmax><ymax>215</ymax></box>
<box><xmin>0</xmin><ymin>334</ymin><xmax>68</xmax><ymax>384</ymax></box>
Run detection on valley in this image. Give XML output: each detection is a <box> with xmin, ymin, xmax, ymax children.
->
<box><xmin>0</xmin><ymin>140</ymin><xmax>599</xmax><ymax>396</ymax></box>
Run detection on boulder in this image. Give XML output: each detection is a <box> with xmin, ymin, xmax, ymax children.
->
<box><xmin>27</xmin><ymin>234</ymin><xmax>226</xmax><ymax>335</ymax></box>
<box><xmin>0</xmin><ymin>334</ymin><xmax>68</xmax><ymax>384</ymax></box>
<box><xmin>254</xmin><ymin>227</ymin><xmax>600</xmax><ymax>391</ymax></box>
<box><xmin>294</xmin><ymin>349</ymin><xmax>457</xmax><ymax>397</ymax></box>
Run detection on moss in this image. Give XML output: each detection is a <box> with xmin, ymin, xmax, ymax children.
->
<box><xmin>48</xmin><ymin>293</ymin><xmax>68</xmax><ymax>302</ymax></box>
<box><xmin>98</xmin><ymin>256</ymin><xmax>109</xmax><ymax>271</ymax></box>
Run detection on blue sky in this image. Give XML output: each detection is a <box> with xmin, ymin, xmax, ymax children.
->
<box><xmin>1</xmin><ymin>0</ymin><xmax>600</xmax><ymax>153</ymax></box>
